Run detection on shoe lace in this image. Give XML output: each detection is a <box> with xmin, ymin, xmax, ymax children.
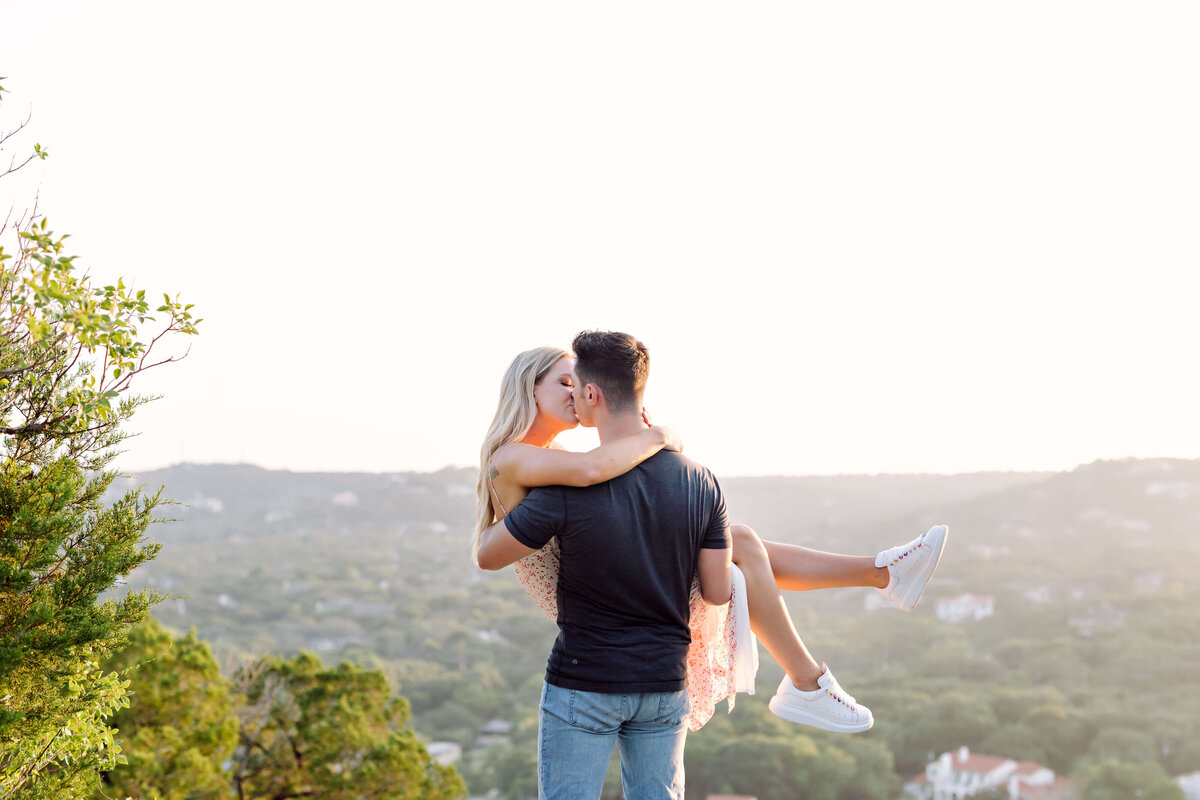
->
<box><xmin>827</xmin><ymin>681</ymin><xmax>858</xmax><ymax>711</ymax></box>
<box><xmin>887</xmin><ymin>536</ymin><xmax>926</xmax><ymax>566</ymax></box>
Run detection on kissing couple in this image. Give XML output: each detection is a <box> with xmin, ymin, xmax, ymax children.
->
<box><xmin>475</xmin><ymin>330</ymin><xmax>948</xmax><ymax>800</ymax></box>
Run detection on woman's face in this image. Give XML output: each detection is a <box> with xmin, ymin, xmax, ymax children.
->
<box><xmin>533</xmin><ymin>356</ymin><xmax>579</xmax><ymax>431</ymax></box>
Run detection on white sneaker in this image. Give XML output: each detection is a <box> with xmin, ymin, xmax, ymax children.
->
<box><xmin>768</xmin><ymin>667</ymin><xmax>874</xmax><ymax>733</ymax></box>
<box><xmin>876</xmin><ymin>524</ymin><xmax>949</xmax><ymax>612</ymax></box>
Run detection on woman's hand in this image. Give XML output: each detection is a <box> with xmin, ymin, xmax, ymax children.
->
<box><xmin>652</xmin><ymin>425</ymin><xmax>683</xmax><ymax>453</ymax></box>
<box><xmin>644</xmin><ymin>409</ymin><xmax>682</xmax><ymax>452</ymax></box>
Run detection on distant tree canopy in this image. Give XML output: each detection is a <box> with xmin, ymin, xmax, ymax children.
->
<box><xmin>1076</xmin><ymin>759</ymin><xmax>1185</xmax><ymax>800</ymax></box>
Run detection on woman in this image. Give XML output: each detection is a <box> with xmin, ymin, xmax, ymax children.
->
<box><xmin>473</xmin><ymin>346</ymin><xmax>947</xmax><ymax>733</ymax></box>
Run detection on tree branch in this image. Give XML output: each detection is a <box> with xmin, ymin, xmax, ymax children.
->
<box><xmin>0</xmin><ymin>109</ymin><xmax>32</xmax><ymax>148</ymax></box>
<box><xmin>0</xmin><ymin>411</ymin><xmax>70</xmax><ymax>435</ymax></box>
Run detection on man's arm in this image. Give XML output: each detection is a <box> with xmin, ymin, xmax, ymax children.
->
<box><xmin>696</xmin><ymin>530</ymin><xmax>732</xmax><ymax>606</ymax></box>
<box><xmin>697</xmin><ymin>473</ymin><xmax>732</xmax><ymax>605</ymax></box>
<box><xmin>477</xmin><ymin>518</ymin><xmax>537</xmax><ymax>570</ymax></box>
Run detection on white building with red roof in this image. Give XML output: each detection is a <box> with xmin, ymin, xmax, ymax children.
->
<box><xmin>904</xmin><ymin>747</ymin><xmax>1076</xmax><ymax>800</ymax></box>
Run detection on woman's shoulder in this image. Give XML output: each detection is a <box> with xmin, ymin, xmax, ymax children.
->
<box><xmin>491</xmin><ymin>441</ymin><xmax>539</xmax><ymax>468</ymax></box>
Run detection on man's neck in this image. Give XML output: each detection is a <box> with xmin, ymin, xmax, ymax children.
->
<box><xmin>595</xmin><ymin>412</ymin><xmax>648</xmax><ymax>443</ymax></box>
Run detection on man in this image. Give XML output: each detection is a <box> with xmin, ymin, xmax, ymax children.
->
<box><xmin>477</xmin><ymin>330</ymin><xmax>731</xmax><ymax>800</ymax></box>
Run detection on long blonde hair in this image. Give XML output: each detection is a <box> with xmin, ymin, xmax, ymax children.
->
<box><xmin>471</xmin><ymin>346</ymin><xmax>571</xmax><ymax>564</ymax></box>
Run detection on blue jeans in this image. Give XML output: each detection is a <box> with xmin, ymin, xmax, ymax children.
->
<box><xmin>537</xmin><ymin>681</ymin><xmax>689</xmax><ymax>800</ymax></box>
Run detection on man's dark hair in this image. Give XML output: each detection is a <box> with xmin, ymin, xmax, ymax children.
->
<box><xmin>571</xmin><ymin>330</ymin><xmax>649</xmax><ymax>414</ymax></box>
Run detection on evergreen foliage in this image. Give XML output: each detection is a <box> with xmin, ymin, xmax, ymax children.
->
<box><xmin>0</xmin><ymin>461</ymin><xmax>164</xmax><ymax>798</ymax></box>
<box><xmin>0</xmin><ymin>76</ymin><xmax>198</xmax><ymax>799</ymax></box>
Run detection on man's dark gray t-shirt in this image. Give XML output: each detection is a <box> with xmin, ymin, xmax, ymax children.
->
<box><xmin>503</xmin><ymin>450</ymin><xmax>729</xmax><ymax>694</ymax></box>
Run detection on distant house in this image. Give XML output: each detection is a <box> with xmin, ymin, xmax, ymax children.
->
<box><xmin>473</xmin><ymin>628</ymin><xmax>511</xmax><ymax>645</ymax></box>
<box><xmin>1145</xmin><ymin>480</ymin><xmax>1200</xmax><ymax>499</ymax></box>
<box><xmin>1023</xmin><ymin>585</ymin><xmax>1053</xmax><ymax>604</ymax></box>
<box><xmin>1179</xmin><ymin>771</ymin><xmax>1200</xmax><ymax>800</ymax></box>
<box><xmin>1067</xmin><ymin>603</ymin><xmax>1128</xmax><ymax>637</ymax></box>
<box><xmin>935</xmin><ymin>594</ymin><xmax>995</xmax><ymax>623</ymax></box>
<box><xmin>904</xmin><ymin>747</ymin><xmax>1076</xmax><ymax>800</ymax></box>
<box><xmin>476</xmin><ymin>718</ymin><xmax>513</xmax><ymax>749</ymax></box>
<box><xmin>426</xmin><ymin>741</ymin><xmax>462</xmax><ymax>766</ymax></box>
<box><xmin>480</xmin><ymin>719</ymin><xmax>512</xmax><ymax>736</ymax></box>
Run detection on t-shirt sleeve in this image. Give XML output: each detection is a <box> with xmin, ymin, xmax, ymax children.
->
<box><xmin>701</xmin><ymin>473</ymin><xmax>730</xmax><ymax>549</ymax></box>
<box><xmin>502</xmin><ymin>487</ymin><xmax>564</xmax><ymax>550</ymax></box>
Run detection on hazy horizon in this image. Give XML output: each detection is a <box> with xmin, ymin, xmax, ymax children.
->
<box><xmin>125</xmin><ymin>451</ymin><xmax>1188</xmax><ymax>480</ymax></box>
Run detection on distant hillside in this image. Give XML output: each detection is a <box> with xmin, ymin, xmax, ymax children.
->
<box><xmin>105</xmin><ymin>458</ymin><xmax>1200</xmax><ymax>797</ymax></box>
<box><xmin>721</xmin><ymin>469</ymin><xmax>1049</xmax><ymax>541</ymax></box>
<box><xmin>110</xmin><ymin>463</ymin><xmax>476</xmax><ymax>539</ymax></box>
<box><xmin>110</xmin><ymin>457</ymin><xmax>1200</xmax><ymax>655</ymax></box>
<box><xmin>115</xmin><ymin>462</ymin><xmax>1044</xmax><ymax>547</ymax></box>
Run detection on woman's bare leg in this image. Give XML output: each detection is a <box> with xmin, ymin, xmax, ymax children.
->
<box><xmin>729</xmin><ymin>522</ymin><xmax>945</xmax><ymax>732</ymax></box>
<box><xmin>730</xmin><ymin>524</ymin><xmax>825</xmax><ymax>690</ymax></box>
<box><xmin>761</xmin><ymin>540</ymin><xmax>889</xmax><ymax>592</ymax></box>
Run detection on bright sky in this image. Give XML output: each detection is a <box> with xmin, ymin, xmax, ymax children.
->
<box><xmin>3</xmin><ymin>1</ymin><xmax>1198</xmax><ymax>477</ymax></box>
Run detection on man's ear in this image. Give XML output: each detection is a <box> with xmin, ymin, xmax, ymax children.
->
<box><xmin>585</xmin><ymin>383</ymin><xmax>602</xmax><ymax>407</ymax></box>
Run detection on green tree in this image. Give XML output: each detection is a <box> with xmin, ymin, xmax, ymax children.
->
<box><xmin>1075</xmin><ymin>758</ymin><xmax>1184</xmax><ymax>800</ymax></box>
<box><xmin>832</xmin><ymin>735</ymin><xmax>900</xmax><ymax>800</ymax></box>
<box><xmin>0</xmin><ymin>656</ymin><xmax>130</xmax><ymax>799</ymax></box>
<box><xmin>1166</xmin><ymin>735</ymin><xmax>1200</xmax><ymax>776</ymax></box>
<box><xmin>1086</xmin><ymin>727</ymin><xmax>1158</xmax><ymax>764</ymax></box>
<box><xmin>483</xmin><ymin>744</ymin><xmax>538</xmax><ymax>800</ymax></box>
<box><xmin>232</xmin><ymin>653</ymin><xmax>465</xmax><ymax>800</ymax></box>
<box><xmin>989</xmin><ymin>686</ymin><xmax>1066</xmax><ymax>725</ymax></box>
<box><xmin>0</xmin><ymin>77</ymin><xmax>198</xmax><ymax>798</ymax></box>
<box><xmin>1022</xmin><ymin>704</ymin><xmax>1095</xmax><ymax>774</ymax></box>
<box><xmin>688</xmin><ymin>732</ymin><xmax>820</xmax><ymax>798</ymax></box>
<box><xmin>884</xmin><ymin>691</ymin><xmax>997</xmax><ymax>774</ymax></box>
<box><xmin>97</xmin><ymin>618</ymin><xmax>238</xmax><ymax>800</ymax></box>
<box><xmin>979</xmin><ymin>723</ymin><xmax>1049</xmax><ymax>765</ymax></box>
<box><xmin>684</xmin><ymin>730</ymin><xmax>893</xmax><ymax>800</ymax></box>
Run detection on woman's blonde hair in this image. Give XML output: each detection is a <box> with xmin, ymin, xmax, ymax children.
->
<box><xmin>471</xmin><ymin>346</ymin><xmax>571</xmax><ymax>564</ymax></box>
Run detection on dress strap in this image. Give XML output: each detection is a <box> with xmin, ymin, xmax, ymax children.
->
<box><xmin>487</xmin><ymin>465</ymin><xmax>509</xmax><ymax>517</ymax></box>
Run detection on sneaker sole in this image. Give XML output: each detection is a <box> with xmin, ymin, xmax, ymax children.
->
<box><xmin>768</xmin><ymin>697</ymin><xmax>874</xmax><ymax>733</ymax></box>
<box><xmin>899</xmin><ymin>524</ymin><xmax>949</xmax><ymax>612</ymax></box>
